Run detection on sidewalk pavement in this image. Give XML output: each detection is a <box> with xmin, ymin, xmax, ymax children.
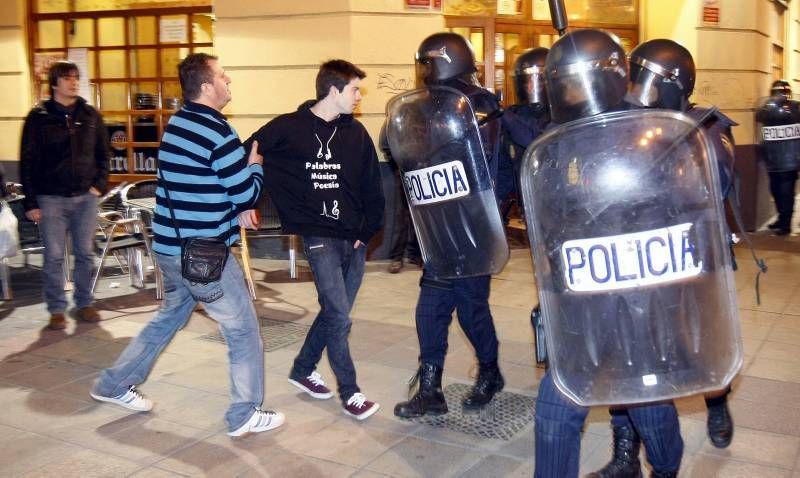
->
<box><xmin>1</xmin><ymin>234</ymin><xmax>799</xmax><ymax>477</ymax></box>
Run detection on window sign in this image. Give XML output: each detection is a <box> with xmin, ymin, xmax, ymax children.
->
<box><xmin>67</xmin><ymin>48</ymin><xmax>92</xmax><ymax>105</ymax></box>
<box><xmin>407</xmin><ymin>0</ymin><xmax>432</xmax><ymax>8</ymax></box>
<box><xmin>702</xmin><ymin>0</ymin><xmax>720</xmax><ymax>27</ymax></box>
<box><xmin>532</xmin><ymin>0</ymin><xmax>551</xmax><ymax>20</ymax></box>
<box><xmin>497</xmin><ymin>0</ymin><xmax>522</xmax><ymax>15</ymax></box>
<box><xmin>406</xmin><ymin>0</ymin><xmax>443</xmax><ymax>9</ymax></box>
<box><xmin>159</xmin><ymin>18</ymin><xmax>187</xmax><ymax>43</ymax></box>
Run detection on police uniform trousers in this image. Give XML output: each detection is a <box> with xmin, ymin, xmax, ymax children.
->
<box><xmin>415</xmin><ymin>269</ymin><xmax>499</xmax><ymax>368</ymax></box>
<box><xmin>535</xmin><ymin>372</ymin><xmax>683</xmax><ymax>477</ymax></box>
<box><xmin>768</xmin><ymin>170</ymin><xmax>799</xmax><ymax>230</ymax></box>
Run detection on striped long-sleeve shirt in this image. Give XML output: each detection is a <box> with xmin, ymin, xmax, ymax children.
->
<box><xmin>152</xmin><ymin>101</ymin><xmax>263</xmax><ymax>256</ymax></box>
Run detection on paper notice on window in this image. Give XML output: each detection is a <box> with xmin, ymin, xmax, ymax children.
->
<box><xmin>160</xmin><ymin>18</ymin><xmax>187</xmax><ymax>43</ymax></box>
<box><xmin>67</xmin><ymin>48</ymin><xmax>92</xmax><ymax>105</ymax></box>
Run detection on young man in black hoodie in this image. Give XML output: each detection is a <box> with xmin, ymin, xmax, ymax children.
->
<box><xmin>245</xmin><ymin>59</ymin><xmax>385</xmax><ymax>420</ymax></box>
<box><xmin>20</xmin><ymin>60</ymin><xmax>110</xmax><ymax>330</ymax></box>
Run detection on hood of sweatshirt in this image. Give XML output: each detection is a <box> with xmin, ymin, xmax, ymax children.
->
<box><xmin>297</xmin><ymin>99</ymin><xmax>355</xmax><ymax>126</ymax></box>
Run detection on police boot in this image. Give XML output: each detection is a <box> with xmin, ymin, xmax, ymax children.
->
<box><xmin>586</xmin><ymin>424</ymin><xmax>642</xmax><ymax>478</ymax></box>
<box><xmin>462</xmin><ymin>361</ymin><xmax>505</xmax><ymax>410</ymax></box>
<box><xmin>394</xmin><ymin>363</ymin><xmax>448</xmax><ymax>418</ymax></box>
<box><xmin>706</xmin><ymin>397</ymin><xmax>734</xmax><ymax>448</ymax></box>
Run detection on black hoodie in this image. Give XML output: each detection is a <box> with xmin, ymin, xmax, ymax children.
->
<box><xmin>245</xmin><ymin>100</ymin><xmax>384</xmax><ymax>244</ymax></box>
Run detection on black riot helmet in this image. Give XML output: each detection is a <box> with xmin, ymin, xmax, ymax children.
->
<box><xmin>513</xmin><ymin>47</ymin><xmax>549</xmax><ymax>107</ymax></box>
<box><xmin>628</xmin><ymin>39</ymin><xmax>695</xmax><ymax>111</ymax></box>
<box><xmin>771</xmin><ymin>79</ymin><xmax>792</xmax><ymax>98</ymax></box>
<box><xmin>545</xmin><ymin>29</ymin><xmax>629</xmax><ymax>124</ymax></box>
<box><xmin>416</xmin><ymin>32</ymin><xmax>477</xmax><ymax>86</ymax></box>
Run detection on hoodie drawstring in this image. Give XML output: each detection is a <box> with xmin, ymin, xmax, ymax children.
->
<box><xmin>315</xmin><ymin>126</ymin><xmax>337</xmax><ymax>160</ymax></box>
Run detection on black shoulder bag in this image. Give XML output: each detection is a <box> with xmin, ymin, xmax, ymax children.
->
<box><xmin>158</xmin><ymin>169</ymin><xmax>229</xmax><ymax>284</ymax></box>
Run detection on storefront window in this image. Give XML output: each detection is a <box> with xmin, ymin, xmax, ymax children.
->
<box><xmin>532</xmin><ymin>0</ymin><xmax>637</xmax><ymax>24</ymax></box>
<box><xmin>37</xmin><ymin>0</ymin><xmax>211</xmax><ymax>12</ymax></box>
<box><xmin>446</xmin><ymin>0</ymin><xmax>638</xmax><ymax>100</ymax></box>
<box><xmin>29</xmin><ymin>1</ymin><xmax>213</xmax><ymax>179</ymax></box>
<box><xmin>445</xmin><ymin>0</ymin><xmax>496</xmax><ymax>16</ymax></box>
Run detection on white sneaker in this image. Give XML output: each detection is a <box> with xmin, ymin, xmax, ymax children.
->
<box><xmin>228</xmin><ymin>408</ymin><xmax>285</xmax><ymax>437</ymax></box>
<box><xmin>90</xmin><ymin>385</ymin><xmax>153</xmax><ymax>412</ymax></box>
<box><xmin>288</xmin><ymin>371</ymin><xmax>334</xmax><ymax>399</ymax></box>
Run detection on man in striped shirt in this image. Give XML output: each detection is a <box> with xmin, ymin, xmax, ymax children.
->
<box><xmin>91</xmin><ymin>53</ymin><xmax>284</xmax><ymax>438</ymax></box>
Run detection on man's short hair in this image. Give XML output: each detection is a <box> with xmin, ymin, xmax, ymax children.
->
<box><xmin>48</xmin><ymin>60</ymin><xmax>79</xmax><ymax>96</ymax></box>
<box><xmin>316</xmin><ymin>59</ymin><xmax>366</xmax><ymax>100</ymax></box>
<box><xmin>179</xmin><ymin>53</ymin><xmax>218</xmax><ymax>102</ymax></box>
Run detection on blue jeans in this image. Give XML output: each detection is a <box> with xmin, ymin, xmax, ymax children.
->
<box><xmin>416</xmin><ymin>270</ymin><xmax>499</xmax><ymax>368</ymax></box>
<box><xmin>534</xmin><ymin>372</ymin><xmax>683</xmax><ymax>477</ymax></box>
<box><xmin>93</xmin><ymin>253</ymin><xmax>264</xmax><ymax>432</ymax></box>
<box><xmin>290</xmin><ymin>236</ymin><xmax>365</xmax><ymax>402</ymax></box>
<box><xmin>37</xmin><ymin>193</ymin><xmax>97</xmax><ymax>313</ymax></box>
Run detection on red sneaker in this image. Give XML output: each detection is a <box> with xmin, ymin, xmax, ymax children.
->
<box><xmin>343</xmin><ymin>392</ymin><xmax>380</xmax><ymax>420</ymax></box>
<box><xmin>288</xmin><ymin>371</ymin><xmax>333</xmax><ymax>399</ymax></box>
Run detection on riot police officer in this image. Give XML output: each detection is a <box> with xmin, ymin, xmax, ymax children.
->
<box><xmin>756</xmin><ymin>80</ymin><xmax>800</xmax><ymax>235</ymax></box>
<box><xmin>499</xmin><ymin>48</ymin><xmax>550</xmax><ymax>218</ymax></box>
<box><xmin>529</xmin><ymin>29</ymin><xmax>685</xmax><ymax>478</ymax></box>
<box><xmin>588</xmin><ymin>38</ymin><xmax>738</xmax><ymax>478</ymax></box>
<box><xmin>504</xmin><ymin>47</ymin><xmax>551</xmax><ymax>149</ymax></box>
<box><xmin>389</xmin><ymin>32</ymin><xmax>509</xmax><ymax>418</ymax></box>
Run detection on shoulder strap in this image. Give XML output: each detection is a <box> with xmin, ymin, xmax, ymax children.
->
<box><xmin>157</xmin><ymin>165</ymin><xmax>235</xmax><ymax>243</ymax></box>
<box><xmin>157</xmin><ymin>168</ymin><xmax>182</xmax><ymax>243</ymax></box>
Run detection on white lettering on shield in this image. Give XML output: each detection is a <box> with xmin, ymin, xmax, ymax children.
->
<box><xmin>403</xmin><ymin>160</ymin><xmax>470</xmax><ymax>206</ymax></box>
<box><xmin>561</xmin><ymin>223</ymin><xmax>703</xmax><ymax>292</ymax></box>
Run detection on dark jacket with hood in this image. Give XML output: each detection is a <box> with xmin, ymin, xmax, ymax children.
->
<box><xmin>20</xmin><ymin>97</ymin><xmax>111</xmax><ymax>211</ymax></box>
<box><xmin>245</xmin><ymin>100</ymin><xmax>384</xmax><ymax>244</ymax></box>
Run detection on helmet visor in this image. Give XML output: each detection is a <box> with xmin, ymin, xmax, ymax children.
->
<box><xmin>628</xmin><ymin>68</ymin><xmax>662</xmax><ymax>107</ymax></box>
<box><xmin>514</xmin><ymin>66</ymin><xmax>546</xmax><ymax>105</ymax></box>
<box><xmin>415</xmin><ymin>59</ymin><xmax>433</xmax><ymax>87</ymax></box>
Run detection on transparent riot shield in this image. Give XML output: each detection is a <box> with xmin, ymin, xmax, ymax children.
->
<box><xmin>520</xmin><ymin>109</ymin><xmax>742</xmax><ymax>406</ymax></box>
<box><xmin>754</xmin><ymin>95</ymin><xmax>800</xmax><ymax>172</ymax></box>
<box><xmin>385</xmin><ymin>86</ymin><xmax>509</xmax><ymax>278</ymax></box>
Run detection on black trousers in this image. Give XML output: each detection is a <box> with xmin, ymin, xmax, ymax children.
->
<box><xmin>389</xmin><ymin>171</ymin><xmax>420</xmax><ymax>261</ymax></box>
<box><xmin>768</xmin><ymin>170</ymin><xmax>799</xmax><ymax>229</ymax></box>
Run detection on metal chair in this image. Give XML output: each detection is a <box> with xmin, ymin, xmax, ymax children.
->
<box><xmin>93</xmin><ymin>210</ymin><xmax>163</xmax><ymax>298</ymax></box>
<box><xmin>120</xmin><ymin>179</ymin><xmax>158</xmax><ymax>227</ymax></box>
<box><xmin>235</xmin><ymin>192</ymin><xmax>298</xmax><ymax>299</ymax></box>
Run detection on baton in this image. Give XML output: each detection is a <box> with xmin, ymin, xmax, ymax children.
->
<box><xmin>548</xmin><ymin>0</ymin><xmax>568</xmax><ymax>36</ymax></box>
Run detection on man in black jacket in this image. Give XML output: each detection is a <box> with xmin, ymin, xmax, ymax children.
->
<box><xmin>245</xmin><ymin>59</ymin><xmax>385</xmax><ymax>420</ymax></box>
<box><xmin>20</xmin><ymin>60</ymin><xmax>110</xmax><ymax>330</ymax></box>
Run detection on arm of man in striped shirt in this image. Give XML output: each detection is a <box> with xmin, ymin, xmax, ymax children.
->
<box><xmin>210</xmin><ymin>130</ymin><xmax>263</xmax><ymax>223</ymax></box>
<box><xmin>235</xmin><ymin>141</ymin><xmax>263</xmax><ymax>229</ymax></box>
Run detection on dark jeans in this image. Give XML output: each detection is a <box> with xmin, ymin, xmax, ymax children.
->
<box><xmin>291</xmin><ymin>236</ymin><xmax>365</xmax><ymax>402</ymax></box>
<box><xmin>415</xmin><ymin>270</ymin><xmax>499</xmax><ymax>368</ymax></box>
<box><xmin>389</xmin><ymin>171</ymin><xmax>420</xmax><ymax>262</ymax></box>
<box><xmin>768</xmin><ymin>170</ymin><xmax>799</xmax><ymax>229</ymax></box>
<box><xmin>535</xmin><ymin>372</ymin><xmax>683</xmax><ymax>477</ymax></box>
